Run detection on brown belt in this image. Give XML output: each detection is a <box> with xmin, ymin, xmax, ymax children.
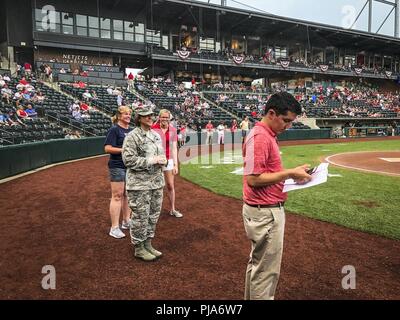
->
<box><xmin>244</xmin><ymin>202</ymin><xmax>285</xmax><ymax>209</ymax></box>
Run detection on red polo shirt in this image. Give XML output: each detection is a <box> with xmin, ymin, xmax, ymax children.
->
<box><xmin>243</xmin><ymin>121</ymin><xmax>287</xmax><ymax>205</ymax></box>
<box><xmin>152</xmin><ymin>123</ymin><xmax>177</xmax><ymax>160</ymax></box>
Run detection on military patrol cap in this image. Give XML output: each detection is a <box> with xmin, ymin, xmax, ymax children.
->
<box><xmin>135</xmin><ymin>106</ymin><xmax>154</xmax><ymax>116</ymax></box>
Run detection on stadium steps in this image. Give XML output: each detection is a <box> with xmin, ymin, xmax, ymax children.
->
<box><xmin>43</xmin><ymin>81</ymin><xmax>76</xmax><ymax>101</ymax></box>
<box><xmin>201</xmin><ymin>95</ymin><xmax>240</xmax><ymax>121</ymax></box>
<box><xmin>128</xmin><ymin>87</ymin><xmax>148</xmax><ymax>103</ymax></box>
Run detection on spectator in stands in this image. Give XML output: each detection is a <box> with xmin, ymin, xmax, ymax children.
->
<box><xmin>240</xmin><ymin>116</ymin><xmax>250</xmax><ymax>144</ymax></box>
<box><xmin>2</xmin><ymin>74</ymin><xmax>10</xmax><ymax>82</ymax></box>
<box><xmin>25</xmin><ymin>104</ymin><xmax>37</xmax><ymax>118</ymax></box>
<box><xmin>45</xmin><ymin>64</ymin><xmax>53</xmax><ymax>82</ymax></box>
<box><xmin>0</xmin><ymin>114</ymin><xmax>7</xmax><ymax>126</ymax></box>
<box><xmin>106</xmin><ymin>86</ymin><xmax>113</xmax><ymax>95</ymax></box>
<box><xmin>127</xmin><ymin>72</ymin><xmax>134</xmax><ymax>91</ymax></box>
<box><xmin>19</xmin><ymin>77</ymin><xmax>29</xmax><ymax>87</ymax></box>
<box><xmin>80</xmin><ymin>101</ymin><xmax>90</xmax><ymax>113</ymax></box>
<box><xmin>152</xmin><ymin>109</ymin><xmax>183</xmax><ymax>218</ymax></box>
<box><xmin>24</xmin><ymin>62</ymin><xmax>32</xmax><ymax>75</ymax></box>
<box><xmin>16</xmin><ymin>64</ymin><xmax>22</xmax><ymax>77</ymax></box>
<box><xmin>82</xmin><ymin>89</ymin><xmax>92</xmax><ymax>101</ymax></box>
<box><xmin>8</xmin><ymin>110</ymin><xmax>24</xmax><ymax>126</ymax></box>
<box><xmin>217</xmin><ymin>121</ymin><xmax>226</xmax><ymax>145</ymax></box>
<box><xmin>91</xmin><ymin>90</ymin><xmax>98</xmax><ymax>100</ymax></box>
<box><xmin>34</xmin><ymin>91</ymin><xmax>45</xmax><ymax>104</ymax></box>
<box><xmin>104</xmin><ymin>106</ymin><xmax>133</xmax><ymax>239</ymax></box>
<box><xmin>39</xmin><ymin>64</ymin><xmax>46</xmax><ymax>80</ymax></box>
<box><xmin>72</xmin><ymin>106</ymin><xmax>82</xmax><ymax>121</ymax></box>
<box><xmin>205</xmin><ymin>120</ymin><xmax>214</xmax><ymax>145</ymax></box>
<box><xmin>122</xmin><ymin>107</ymin><xmax>167</xmax><ymax>261</ymax></box>
<box><xmin>117</xmin><ymin>93</ymin><xmax>123</xmax><ymax>107</ymax></box>
<box><xmin>16</xmin><ymin>106</ymin><xmax>29</xmax><ymax>120</ymax></box>
<box><xmin>1</xmin><ymin>84</ymin><xmax>12</xmax><ymax>104</ymax></box>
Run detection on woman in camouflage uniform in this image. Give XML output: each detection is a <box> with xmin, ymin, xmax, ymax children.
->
<box><xmin>122</xmin><ymin>107</ymin><xmax>167</xmax><ymax>261</ymax></box>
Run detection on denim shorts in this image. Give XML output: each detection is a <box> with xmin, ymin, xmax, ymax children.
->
<box><xmin>109</xmin><ymin>167</ymin><xmax>127</xmax><ymax>182</ymax></box>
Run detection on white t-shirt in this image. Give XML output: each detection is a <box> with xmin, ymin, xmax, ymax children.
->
<box><xmin>217</xmin><ymin>125</ymin><xmax>225</xmax><ymax>133</ymax></box>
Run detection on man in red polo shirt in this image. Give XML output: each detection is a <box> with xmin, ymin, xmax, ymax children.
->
<box><xmin>242</xmin><ymin>92</ymin><xmax>312</xmax><ymax>300</ymax></box>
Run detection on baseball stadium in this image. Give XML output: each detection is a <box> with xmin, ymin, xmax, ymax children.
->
<box><xmin>0</xmin><ymin>0</ymin><xmax>399</xmax><ymax>301</ymax></box>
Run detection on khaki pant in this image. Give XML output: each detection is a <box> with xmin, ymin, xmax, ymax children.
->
<box><xmin>242</xmin><ymin>203</ymin><xmax>286</xmax><ymax>300</ymax></box>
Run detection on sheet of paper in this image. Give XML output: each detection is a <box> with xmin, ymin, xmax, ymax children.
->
<box><xmin>283</xmin><ymin>163</ymin><xmax>329</xmax><ymax>192</ymax></box>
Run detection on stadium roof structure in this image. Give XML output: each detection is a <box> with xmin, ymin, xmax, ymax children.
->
<box><xmin>149</xmin><ymin>0</ymin><xmax>400</xmax><ymax>55</ymax></box>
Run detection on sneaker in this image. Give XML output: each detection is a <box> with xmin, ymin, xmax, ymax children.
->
<box><xmin>109</xmin><ymin>227</ymin><xmax>126</xmax><ymax>239</ymax></box>
<box><xmin>121</xmin><ymin>220</ymin><xmax>131</xmax><ymax>230</ymax></box>
<box><xmin>169</xmin><ymin>210</ymin><xmax>183</xmax><ymax>218</ymax></box>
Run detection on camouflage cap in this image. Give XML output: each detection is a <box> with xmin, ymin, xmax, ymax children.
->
<box><xmin>135</xmin><ymin>106</ymin><xmax>154</xmax><ymax>116</ymax></box>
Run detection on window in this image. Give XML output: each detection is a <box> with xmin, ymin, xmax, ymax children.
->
<box><xmin>135</xmin><ymin>23</ymin><xmax>144</xmax><ymax>34</ymax></box>
<box><xmin>146</xmin><ymin>29</ymin><xmax>161</xmax><ymax>45</ymax></box>
<box><xmin>113</xmin><ymin>19</ymin><xmax>124</xmax><ymax>40</ymax></box>
<box><xmin>124</xmin><ymin>21</ymin><xmax>135</xmax><ymax>42</ymax></box>
<box><xmin>162</xmin><ymin>35</ymin><xmax>169</xmax><ymax>50</ymax></box>
<box><xmin>124</xmin><ymin>33</ymin><xmax>134</xmax><ymax>41</ymax></box>
<box><xmin>135</xmin><ymin>23</ymin><xmax>145</xmax><ymax>43</ymax></box>
<box><xmin>215</xmin><ymin>41</ymin><xmax>221</xmax><ymax>53</ymax></box>
<box><xmin>101</xmin><ymin>29</ymin><xmax>111</xmax><ymax>39</ymax></box>
<box><xmin>100</xmin><ymin>18</ymin><xmax>111</xmax><ymax>39</ymax></box>
<box><xmin>100</xmin><ymin>18</ymin><xmax>110</xmax><ymax>30</ymax></box>
<box><xmin>275</xmin><ymin>46</ymin><xmax>287</xmax><ymax>59</ymax></box>
<box><xmin>62</xmin><ymin>25</ymin><xmax>74</xmax><ymax>35</ymax></box>
<box><xmin>135</xmin><ymin>34</ymin><xmax>145</xmax><ymax>42</ymax></box>
<box><xmin>62</xmin><ymin>12</ymin><xmax>74</xmax><ymax>35</ymax></box>
<box><xmin>113</xmin><ymin>19</ymin><xmax>123</xmax><ymax>32</ymax></box>
<box><xmin>76</xmin><ymin>14</ymin><xmax>87</xmax><ymax>36</ymax></box>
<box><xmin>62</xmin><ymin>12</ymin><xmax>73</xmax><ymax>25</ymax></box>
<box><xmin>77</xmin><ymin>27</ymin><xmax>87</xmax><ymax>36</ymax></box>
<box><xmin>89</xmin><ymin>28</ymin><xmax>99</xmax><ymax>38</ymax></box>
<box><xmin>89</xmin><ymin>16</ymin><xmax>99</xmax><ymax>28</ymax></box>
<box><xmin>200</xmin><ymin>37</ymin><xmax>215</xmax><ymax>52</ymax></box>
<box><xmin>114</xmin><ymin>32</ymin><xmax>123</xmax><ymax>40</ymax></box>
<box><xmin>88</xmin><ymin>16</ymin><xmax>99</xmax><ymax>38</ymax></box>
<box><xmin>76</xmin><ymin>14</ymin><xmax>87</xmax><ymax>27</ymax></box>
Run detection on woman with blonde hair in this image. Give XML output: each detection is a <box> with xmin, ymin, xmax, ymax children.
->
<box><xmin>104</xmin><ymin>106</ymin><xmax>133</xmax><ymax>238</ymax></box>
<box><xmin>152</xmin><ymin>109</ymin><xmax>183</xmax><ymax>218</ymax></box>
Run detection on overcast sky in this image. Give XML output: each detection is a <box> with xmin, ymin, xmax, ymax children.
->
<box><xmin>196</xmin><ymin>0</ymin><xmax>398</xmax><ymax>37</ymax></box>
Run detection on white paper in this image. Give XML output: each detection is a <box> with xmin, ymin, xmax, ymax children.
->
<box><xmin>283</xmin><ymin>163</ymin><xmax>329</xmax><ymax>192</ymax></box>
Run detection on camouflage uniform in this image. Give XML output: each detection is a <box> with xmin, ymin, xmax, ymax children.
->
<box><xmin>122</xmin><ymin>127</ymin><xmax>165</xmax><ymax>245</ymax></box>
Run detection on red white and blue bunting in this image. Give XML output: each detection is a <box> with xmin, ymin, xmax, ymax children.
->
<box><xmin>279</xmin><ymin>60</ymin><xmax>290</xmax><ymax>68</ymax></box>
<box><xmin>232</xmin><ymin>54</ymin><xmax>246</xmax><ymax>65</ymax></box>
<box><xmin>319</xmin><ymin>65</ymin><xmax>329</xmax><ymax>72</ymax></box>
<box><xmin>354</xmin><ymin>68</ymin><xmax>363</xmax><ymax>75</ymax></box>
<box><xmin>385</xmin><ymin>71</ymin><xmax>392</xmax><ymax>78</ymax></box>
<box><xmin>177</xmin><ymin>50</ymin><xmax>191</xmax><ymax>60</ymax></box>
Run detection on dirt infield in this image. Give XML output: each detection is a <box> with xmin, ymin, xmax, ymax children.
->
<box><xmin>0</xmin><ymin>137</ymin><xmax>399</xmax><ymax>300</ymax></box>
<box><xmin>326</xmin><ymin>151</ymin><xmax>400</xmax><ymax>176</ymax></box>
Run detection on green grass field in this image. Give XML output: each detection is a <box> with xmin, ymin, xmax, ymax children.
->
<box><xmin>180</xmin><ymin>140</ymin><xmax>400</xmax><ymax>240</ymax></box>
